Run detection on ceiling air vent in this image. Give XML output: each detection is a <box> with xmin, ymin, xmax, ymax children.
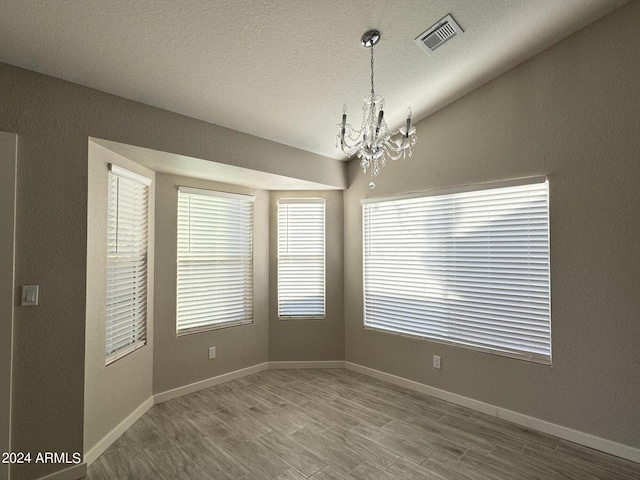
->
<box><xmin>415</xmin><ymin>14</ymin><xmax>463</xmax><ymax>54</ymax></box>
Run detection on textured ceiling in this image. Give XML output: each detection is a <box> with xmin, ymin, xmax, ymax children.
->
<box><xmin>0</xmin><ymin>0</ymin><xmax>629</xmax><ymax>160</ymax></box>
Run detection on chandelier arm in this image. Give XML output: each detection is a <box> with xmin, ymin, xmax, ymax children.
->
<box><xmin>382</xmin><ymin>145</ymin><xmax>405</xmax><ymax>161</ymax></box>
<box><xmin>339</xmin><ymin>136</ymin><xmax>363</xmax><ymax>156</ymax></box>
<box><xmin>385</xmin><ymin>135</ymin><xmax>410</xmax><ymax>153</ymax></box>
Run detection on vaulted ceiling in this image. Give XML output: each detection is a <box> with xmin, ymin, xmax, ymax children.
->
<box><xmin>0</xmin><ymin>0</ymin><xmax>629</xmax><ymax>160</ymax></box>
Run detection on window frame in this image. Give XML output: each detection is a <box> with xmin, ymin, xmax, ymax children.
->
<box><xmin>362</xmin><ymin>177</ymin><xmax>551</xmax><ymax>364</ymax></box>
<box><xmin>176</xmin><ymin>186</ymin><xmax>255</xmax><ymax>336</ymax></box>
<box><xmin>105</xmin><ymin>163</ymin><xmax>151</xmax><ymax>365</ymax></box>
<box><xmin>277</xmin><ymin>198</ymin><xmax>326</xmax><ymax>320</ymax></box>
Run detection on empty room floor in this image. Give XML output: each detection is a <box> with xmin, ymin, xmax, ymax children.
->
<box><xmin>85</xmin><ymin>368</ymin><xmax>639</xmax><ymax>479</ymax></box>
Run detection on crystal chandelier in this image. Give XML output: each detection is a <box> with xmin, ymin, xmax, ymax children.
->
<box><xmin>336</xmin><ymin>30</ymin><xmax>417</xmax><ymax>189</ymax></box>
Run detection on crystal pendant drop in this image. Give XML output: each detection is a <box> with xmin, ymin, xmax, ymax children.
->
<box><xmin>368</xmin><ymin>181</ymin><xmax>376</xmax><ymax>189</ymax></box>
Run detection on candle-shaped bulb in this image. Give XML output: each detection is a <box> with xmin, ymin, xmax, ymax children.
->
<box><xmin>404</xmin><ymin>107</ymin><xmax>412</xmax><ymax>138</ymax></box>
<box><xmin>342</xmin><ymin>103</ymin><xmax>348</xmax><ymax>115</ymax></box>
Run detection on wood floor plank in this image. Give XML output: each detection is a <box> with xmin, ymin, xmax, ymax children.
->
<box><xmin>275</xmin><ymin>469</ymin><xmax>307</xmax><ymax>480</ymax></box>
<box><xmin>208</xmin><ymin>383</ymin><xmax>262</xmax><ymax>410</ymax></box>
<box><xmin>295</xmin><ymin>400</ymin><xmax>362</xmax><ymax>430</ymax></box>
<box><xmin>276</xmin><ymin>369</ymin><xmax>319</xmax><ymax>383</ymax></box>
<box><xmin>218</xmin><ymin>437</ymin><xmax>291</xmax><ymax>480</ymax></box>
<box><xmin>101</xmin><ymin>442</ymin><xmax>165</xmax><ymax>480</ymax></box>
<box><xmin>347</xmin><ymin>392</ymin><xmax>418</xmax><ymax>423</ymax></box>
<box><xmin>125</xmin><ymin>415</ymin><xmax>167</xmax><ymax>449</ymax></box>
<box><xmin>255</xmin><ymin>431</ymin><xmax>326</xmax><ymax>477</ymax></box>
<box><xmin>489</xmin><ymin>444</ymin><xmax>586</xmax><ymax>480</ymax></box>
<box><xmin>308</xmin><ymin>377</ymin><xmax>363</xmax><ymax>400</ymax></box>
<box><xmin>289</xmin><ymin>426</ymin><xmax>363</xmax><ymax>472</ymax></box>
<box><xmin>259</xmin><ymin>382</ymin><xmax>315</xmax><ymax>405</ymax></box>
<box><xmin>245</xmin><ymin>403</ymin><xmax>310</xmax><ymax>436</ymax></box>
<box><xmin>422</xmin><ymin>453</ymin><xmax>500</xmax><ymax>480</ymax></box>
<box><xmin>85</xmin><ymin>455</ymin><xmax>117</xmax><ymax>480</ymax></box>
<box><xmin>213</xmin><ymin>406</ymin><xmax>272</xmax><ymax>439</ymax></box>
<box><xmin>521</xmin><ymin>442</ymin><xmax>611</xmax><ymax>480</ymax></box>
<box><xmin>240</xmin><ymin>383</ymin><xmax>288</xmax><ymax>407</ymax></box>
<box><xmin>438</xmin><ymin>413</ymin><xmax>526</xmax><ymax>451</ymax></box>
<box><xmin>328</xmin><ymin>397</ymin><xmax>395</xmax><ymax>428</ymax></box>
<box><xmin>348</xmin><ymin>461</ymin><xmax>402</xmax><ymax>480</ymax></box>
<box><xmin>286</xmin><ymin>380</ymin><xmax>341</xmax><ymax>403</ymax></box>
<box><xmin>142</xmin><ymin>439</ymin><xmax>212</xmax><ymax>480</ymax></box>
<box><xmin>181</xmin><ymin>406</ymin><xmax>244</xmax><ymax>442</ymax></box>
<box><xmin>276</xmin><ymin>401</ymin><xmax>334</xmax><ymax>431</ymax></box>
<box><xmin>388</xmin><ymin>457</ymin><xmax>449</xmax><ymax>480</ymax></box>
<box><xmin>150</xmin><ymin>410</ymin><xmax>206</xmax><ymax>446</ymax></box>
<box><xmin>556</xmin><ymin>440</ymin><xmax>640</xmax><ymax>479</ymax></box>
<box><xmin>458</xmin><ymin>449</ymin><xmax>541</xmax><ymax>480</ymax></box>
<box><xmin>407</xmin><ymin>415</ymin><xmax>495</xmax><ymax>454</ymax></box>
<box><xmin>309</xmin><ymin>465</ymin><xmax>350</xmax><ymax>479</ymax></box>
<box><xmin>323</xmin><ymin>426</ymin><xmax>401</xmax><ymax>469</ymax></box>
<box><xmin>468</xmin><ymin>411</ymin><xmax>559</xmax><ymax>449</ymax></box>
<box><xmin>380</xmin><ymin>419</ymin><xmax>468</xmax><ymax>460</ymax></box>
<box><xmin>179</xmin><ymin>436</ymin><xmax>250</xmax><ymax>480</ymax></box>
<box><xmin>350</xmin><ymin>422</ymin><xmax>435</xmax><ymax>464</ymax></box>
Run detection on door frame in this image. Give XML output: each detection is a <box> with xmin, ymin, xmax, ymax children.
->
<box><xmin>0</xmin><ymin>132</ymin><xmax>17</xmax><ymax>480</ymax></box>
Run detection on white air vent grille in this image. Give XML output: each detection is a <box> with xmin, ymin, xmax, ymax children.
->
<box><xmin>415</xmin><ymin>14</ymin><xmax>463</xmax><ymax>54</ymax></box>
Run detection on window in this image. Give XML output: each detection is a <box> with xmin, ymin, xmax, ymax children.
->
<box><xmin>362</xmin><ymin>178</ymin><xmax>551</xmax><ymax>363</ymax></box>
<box><xmin>176</xmin><ymin>187</ymin><xmax>254</xmax><ymax>335</ymax></box>
<box><xmin>106</xmin><ymin>164</ymin><xmax>151</xmax><ymax>364</ymax></box>
<box><xmin>277</xmin><ymin>199</ymin><xmax>326</xmax><ymax>319</ymax></box>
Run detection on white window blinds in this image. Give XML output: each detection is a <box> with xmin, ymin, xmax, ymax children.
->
<box><xmin>106</xmin><ymin>164</ymin><xmax>151</xmax><ymax>364</ymax></box>
<box><xmin>177</xmin><ymin>187</ymin><xmax>254</xmax><ymax>335</ymax></box>
<box><xmin>362</xmin><ymin>178</ymin><xmax>551</xmax><ymax>364</ymax></box>
<box><xmin>277</xmin><ymin>199</ymin><xmax>326</xmax><ymax>319</ymax></box>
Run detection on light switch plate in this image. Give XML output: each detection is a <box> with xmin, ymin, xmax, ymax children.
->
<box><xmin>208</xmin><ymin>346</ymin><xmax>216</xmax><ymax>359</ymax></box>
<box><xmin>21</xmin><ymin>285</ymin><xmax>39</xmax><ymax>306</ymax></box>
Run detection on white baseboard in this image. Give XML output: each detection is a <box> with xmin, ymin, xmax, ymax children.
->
<box><xmin>36</xmin><ymin>463</ymin><xmax>87</xmax><ymax>480</ymax></box>
<box><xmin>154</xmin><ymin>362</ymin><xmax>269</xmax><ymax>404</ymax></box>
<box><xmin>84</xmin><ymin>396</ymin><xmax>153</xmax><ymax>466</ymax></box>
<box><xmin>345</xmin><ymin>362</ymin><xmax>640</xmax><ymax>464</ymax></box>
<box><xmin>269</xmin><ymin>360</ymin><xmax>345</xmax><ymax>370</ymax></box>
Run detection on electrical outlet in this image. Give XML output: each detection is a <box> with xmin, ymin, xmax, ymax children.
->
<box><xmin>208</xmin><ymin>346</ymin><xmax>216</xmax><ymax>359</ymax></box>
<box><xmin>433</xmin><ymin>355</ymin><xmax>441</xmax><ymax>369</ymax></box>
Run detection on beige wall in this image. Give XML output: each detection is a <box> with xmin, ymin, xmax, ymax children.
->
<box><xmin>0</xmin><ymin>62</ymin><xmax>343</xmax><ymax>479</ymax></box>
<box><xmin>84</xmin><ymin>143</ymin><xmax>155</xmax><ymax>454</ymax></box>
<box><xmin>153</xmin><ymin>174</ymin><xmax>269</xmax><ymax>393</ymax></box>
<box><xmin>344</xmin><ymin>2</ymin><xmax>640</xmax><ymax>449</ymax></box>
<box><xmin>268</xmin><ymin>191</ymin><xmax>345</xmax><ymax>361</ymax></box>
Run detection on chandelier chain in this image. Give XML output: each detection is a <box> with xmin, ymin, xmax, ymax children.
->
<box><xmin>370</xmin><ymin>44</ymin><xmax>375</xmax><ymax>96</ymax></box>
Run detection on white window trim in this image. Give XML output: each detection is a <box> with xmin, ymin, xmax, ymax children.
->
<box><xmin>105</xmin><ymin>163</ymin><xmax>151</xmax><ymax>365</ymax></box>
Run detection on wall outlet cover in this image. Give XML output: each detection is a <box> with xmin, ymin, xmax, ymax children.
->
<box><xmin>433</xmin><ymin>355</ymin><xmax>441</xmax><ymax>369</ymax></box>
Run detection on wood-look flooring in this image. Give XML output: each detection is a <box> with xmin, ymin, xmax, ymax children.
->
<box><xmin>85</xmin><ymin>368</ymin><xmax>640</xmax><ymax>480</ymax></box>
